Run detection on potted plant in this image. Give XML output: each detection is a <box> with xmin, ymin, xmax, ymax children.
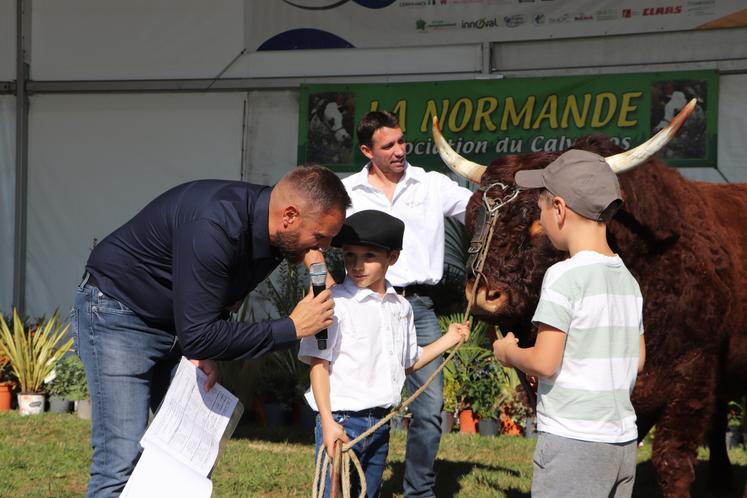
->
<box><xmin>495</xmin><ymin>368</ymin><xmax>534</xmax><ymax>436</ymax></box>
<box><xmin>471</xmin><ymin>360</ymin><xmax>505</xmax><ymax>437</ymax></box>
<box><xmin>0</xmin><ymin>309</ymin><xmax>73</xmax><ymax>415</ymax></box>
<box><xmin>440</xmin><ymin>313</ymin><xmax>491</xmax><ymax>434</ymax></box>
<box><xmin>67</xmin><ymin>357</ymin><xmax>91</xmax><ymax>419</ymax></box>
<box><xmin>45</xmin><ymin>370</ymin><xmax>71</xmax><ymax>413</ymax></box>
<box><xmin>441</xmin><ymin>373</ymin><xmax>458</xmax><ymax>434</ymax></box>
<box><xmin>46</xmin><ymin>354</ymin><xmax>88</xmax><ymax>413</ymax></box>
<box><xmin>726</xmin><ymin>399</ymin><xmax>744</xmax><ymax>449</ymax></box>
<box><xmin>0</xmin><ymin>352</ymin><xmax>15</xmax><ymax>411</ymax></box>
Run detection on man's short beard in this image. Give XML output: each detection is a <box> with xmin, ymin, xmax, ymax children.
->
<box><xmin>274</xmin><ymin>230</ymin><xmax>306</xmax><ymax>264</ymax></box>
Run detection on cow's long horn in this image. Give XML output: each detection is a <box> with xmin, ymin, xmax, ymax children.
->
<box><xmin>432</xmin><ymin>116</ymin><xmax>487</xmax><ymax>184</ymax></box>
<box><xmin>606</xmin><ymin>98</ymin><xmax>697</xmax><ymax>174</ymax></box>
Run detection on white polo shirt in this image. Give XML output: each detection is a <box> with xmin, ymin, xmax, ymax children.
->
<box><xmin>342</xmin><ymin>162</ymin><xmax>472</xmax><ymax>287</ymax></box>
<box><xmin>298</xmin><ymin>277</ymin><xmax>422</xmax><ymax>412</ymax></box>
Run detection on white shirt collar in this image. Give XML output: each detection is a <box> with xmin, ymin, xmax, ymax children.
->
<box><xmin>348</xmin><ymin>161</ymin><xmax>423</xmax><ymax>191</ymax></box>
<box><xmin>341</xmin><ymin>276</ymin><xmax>399</xmax><ymax>303</ymax></box>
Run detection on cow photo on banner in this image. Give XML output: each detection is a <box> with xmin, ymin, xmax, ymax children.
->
<box><xmin>306</xmin><ymin>92</ymin><xmax>355</xmax><ymax>165</ymax></box>
<box><xmin>650</xmin><ymin>78</ymin><xmax>708</xmax><ymax>160</ymax></box>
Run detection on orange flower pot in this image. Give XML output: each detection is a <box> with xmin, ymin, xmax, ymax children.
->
<box><xmin>500</xmin><ymin>412</ymin><xmax>523</xmax><ymax>436</ymax></box>
<box><xmin>459</xmin><ymin>409</ymin><xmax>479</xmax><ymax>434</ymax></box>
<box><xmin>0</xmin><ymin>383</ymin><xmax>14</xmax><ymax>411</ymax></box>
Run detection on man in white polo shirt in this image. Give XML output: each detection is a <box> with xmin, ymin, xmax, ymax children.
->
<box><xmin>342</xmin><ymin>111</ymin><xmax>472</xmax><ymax>497</ymax></box>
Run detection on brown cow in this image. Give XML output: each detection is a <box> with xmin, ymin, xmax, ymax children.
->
<box><xmin>434</xmin><ymin>103</ymin><xmax>747</xmax><ymax>497</ymax></box>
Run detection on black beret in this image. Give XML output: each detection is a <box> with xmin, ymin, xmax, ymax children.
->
<box><xmin>332</xmin><ymin>210</ymin><xmax>404</xmax><ymax>251</ymax></box>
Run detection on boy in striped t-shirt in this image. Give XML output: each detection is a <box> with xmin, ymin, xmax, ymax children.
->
<box><xmin>493</xmin><ymin>149</ymin><xmax>646</xmax><ymax>498</ymax></box>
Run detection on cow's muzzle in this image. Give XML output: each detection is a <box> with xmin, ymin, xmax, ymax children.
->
<box><xmin>465</xmin><ymin>278</ymin><xmax>510</xmax><ymax>316</ymax></box>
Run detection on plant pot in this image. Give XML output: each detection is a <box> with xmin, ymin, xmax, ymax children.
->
<box><xmin>0</xmin><ymin>384</ymin><xmax>12</xmax><ymax>411</ymax></box>
<box><xmin>500</xmin><ymin>412</ymin><xmax>522</xmax><ymax>436</ymax></box>
<box><xmin>459</xmin><ymin>409</ymin><xmax>479</xmax><ymax>434</ymax></box>
<box><xmin>478</xmin><ymin>418</ymin><xmax>499</xmax><ymax>437</ymax></box>
<box><xmin>48</xmin><ymin>395</ymin><xmax>73</xmax><ymax>413</ymax></box>
<box><xmin>524</xmin><ymin>416</ymin><xmax>537</xmax><ymax>439</ymax></box>
<box><xmin>18</xmin><ymin>393</ymin><xmax>45</xmax><ymax>416</ymax></box>
<box><xmin>440</xmin><ymin>411</ymin><xmax>455</xmax><ymax>434</ymax></box>
<box><xmin>725</xmin><ymin>427</ymin><xmax>744</xmax><ymax>449</ymax></box>
<box><xmin>76</xmin><ymin>399</ymin><xmax>92</xmax><ymax>420</ymax></box>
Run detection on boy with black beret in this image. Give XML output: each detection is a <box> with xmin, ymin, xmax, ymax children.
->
<box><xmin>299</xmin><ymin>209</ymin><xmax>469</xmax><ymax>497</ymax></box>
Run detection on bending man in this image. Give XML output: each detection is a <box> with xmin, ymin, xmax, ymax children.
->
<box><xmin>72</xmin><ymin>165</ymin><xmax>350</xmax><ymax>497</ymax></box>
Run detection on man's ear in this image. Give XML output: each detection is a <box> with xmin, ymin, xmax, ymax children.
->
<box><xmin>360</xmin><ymin>144</ymin><xmax>373</xmax><ymax>161</ymax></box>
<box><xmin>282</xmin><ymin>205</ymin><xmax>301</xmax><ymax>227</ymax></box>
<box><xmin>388</xmin><ymin>249</ymin><xmax>400</xmax><ymax>265</ymax></box>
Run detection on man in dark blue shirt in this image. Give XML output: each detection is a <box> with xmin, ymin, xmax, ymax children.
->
<box><xmin>72</xmin><ymin>165</ymin><xmax>350</xmax><ymax>498</ymax></box>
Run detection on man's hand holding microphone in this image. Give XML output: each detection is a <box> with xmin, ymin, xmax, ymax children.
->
<box><xmin>289</xmin><ymin>261</ymin><xmax>334</xmax><ymax>341</ymax></box>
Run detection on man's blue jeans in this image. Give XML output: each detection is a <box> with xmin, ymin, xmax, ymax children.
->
<box><xmin>314</xmin><ymin>410</ymin><xmax>391</xmax><ymax>498</ymax></box>
<box><xmin>403</xmin><ymin>294</ymin><xmax>443</xmax><ymax>498</ymax></box>
<box><xmin>72</xmin><ymin>283</ymin><xmax>181</xmax><ymax>498</ymax></box>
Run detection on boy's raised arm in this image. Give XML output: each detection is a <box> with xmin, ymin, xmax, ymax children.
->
<box><xmin>493</xmin><ymin>324</ymin><xmax>566</xmax><ymax>379</ymax></box>
<box><xmin>407</xmin><ymin>322</ymin><xmax>469</xmax><ymax>374</ymax></box>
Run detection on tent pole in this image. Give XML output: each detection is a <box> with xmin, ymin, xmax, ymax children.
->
<box><xmin>13</xmin><ymin>0</ymin><xmax>30</xmax><ymax>314</ymax></box>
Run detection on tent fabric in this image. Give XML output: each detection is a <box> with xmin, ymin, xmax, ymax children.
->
<box><xmin>242</xmin><ymin>90</ymin><xmax>299</xmax><ymax>185</ymax></box>
<box><xmin>25</xmin><ymin>92</ymin><xmax>245</xmax><ymax>317</ymax></box>
<box><xmin>0</xmin><ymin>1</ymin><xmax>745</xmax><ymax>318</ymax></box>
<box><xmin>0</xmin><ymin>1</ymin><xmax>14</xmax><ymax>81</ymax></box>
<box><xmin>716</xmin><ymin>74</ymin><xmax>747</xmax><ymax>182</ymax></box>
<box><xmin>0</xmin><ymin>96</ymin><xmax>15</xmax><ymax>311</ymax></box>
<box><xmin>31</xmin><ymin>0</ymin><xmax>244</xmax><ymax>80</ymax></box>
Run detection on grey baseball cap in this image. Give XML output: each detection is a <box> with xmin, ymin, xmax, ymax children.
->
<box><xmin>514</xmin><ymin>149</ymin><xmax>622</xmax><ymax>221</ymax></box>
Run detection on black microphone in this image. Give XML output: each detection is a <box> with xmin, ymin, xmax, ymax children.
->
<box><xmin>309</xmin><ymin>262</ymin><xmax>328</xmax><ymax>350</ymax></box>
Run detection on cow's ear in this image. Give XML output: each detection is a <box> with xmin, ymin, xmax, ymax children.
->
<box><xmin>529</xmin><ymin>219</ymin><xmax>544</xmax><ymax>237</ymax></box>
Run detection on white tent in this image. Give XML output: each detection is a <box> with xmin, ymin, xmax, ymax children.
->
<box><xmin>2</xmin><ymin>0</ymin><xmax>747</xmax><ymax>317</ymax></box>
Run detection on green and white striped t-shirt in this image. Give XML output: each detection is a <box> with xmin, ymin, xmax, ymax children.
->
<box><xmin>532</xmin><ymin>250</ymin><xmax>643</xmax><ymax>443</ymax></box>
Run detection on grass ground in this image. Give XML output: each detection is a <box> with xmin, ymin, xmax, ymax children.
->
<box><xmin>0</xmin><ymin>412</ymin><xmax>745</xmax><ymax>497</ymax></box>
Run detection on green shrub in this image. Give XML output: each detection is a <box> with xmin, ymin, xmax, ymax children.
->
<box><xmin>47</xmin><ymin>355</ymin><xmax>88</xmax><ymax>401</ymax></box>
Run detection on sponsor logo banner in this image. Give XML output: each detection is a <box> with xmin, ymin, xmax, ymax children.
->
<box><xmin>298</xmin><ymin>70</ymin><xmax>718</xmax><ymax>171</ymax></box>
<box><xmin>249</xmin><ymin>1</ymin><xmax>745</xmax><ymax>50</ymax></box>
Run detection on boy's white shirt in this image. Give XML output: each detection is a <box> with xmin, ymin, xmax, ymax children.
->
<box><xmin>298</xmin><ymin>277</ymin><xmax>422</xmax><ymax>412</ymax></box>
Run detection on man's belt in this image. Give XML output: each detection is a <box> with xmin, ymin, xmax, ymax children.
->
<box><xmin>81</xmin><ymin>271</ymin><xmax>99</xmax><ymax>289</ymax></box>
<box><xmin>393</xmin><ymin>284</ymin><xmax>435</xmax><ymax>298</ymax></box>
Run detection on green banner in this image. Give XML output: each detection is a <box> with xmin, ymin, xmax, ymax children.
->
<box><xmin>298</xmin><ymin>70</ymin><xmax>717</xmax><ymax>172</ymax></box>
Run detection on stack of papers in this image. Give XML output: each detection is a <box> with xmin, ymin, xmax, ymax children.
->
<box><xmin>121</xmin><ymin>357</ymin><xmax>243</xmax><ymax>498</ymax></box>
